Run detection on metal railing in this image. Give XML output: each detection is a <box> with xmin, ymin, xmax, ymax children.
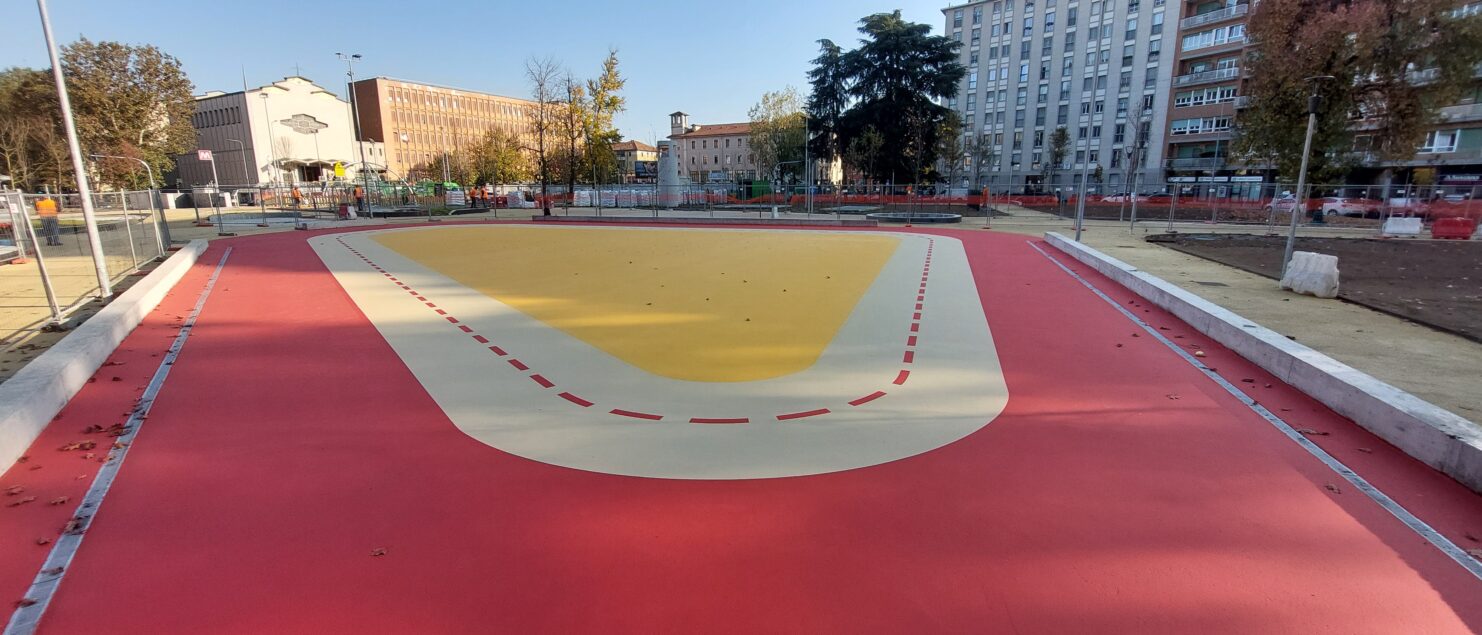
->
<box><xmin>1179</xmin><ymin>4</ymin><xmax>1249</xmax><ymax>29</ymax></box>
<box><xmin>1173</xmin><ymin>67</ymin><xmax>1240</xmax><ymax>87</ymax></box>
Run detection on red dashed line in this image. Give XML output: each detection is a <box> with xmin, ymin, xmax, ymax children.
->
<box><xmin>458</xmin><ymin>325</ymin><xmax>473</xmax><ymax>333</ymax></box>
<box><xmin>445</xmin><ymin>316</ymin><xmax>460</xmax><ymax>324</ymax></box>
<box><xmin>416</xmin><ymin>296</ymin><xmax>428</xmax><ymax>302</ymax></box>
<box><xmin>434</xmin><ymin>309</ymin><xmax>447</xmax><ymax>315</ymax></box>
<box><xmin>558</xmin><ymin>392</ymin><xmax>594</xmax><ymax>407</ymax></box>
<box><xmin>610</xmin><ymin>409</ymin><xmax>664</xmax><ymax>421</ymax></box>
<box><xmin>903</xmin><ymin>351</ymin><xmax>915</xmax><ymax>363</ymax></box>
<box><xmin>894</xmin><ymin>370</ymin><xmax>911</xmax><ymax>385</ymax></box>
<box><xmin>530</xmin><ymin>374</ymin><xmax>555</xmax><ymax>388</ymax></box>
<box><xmin>472</xmin><ymin>335</ymin><xmax>489</xmax><ymax>344</ymax></box>
<box><xmin>489</xmin><ymin>345</ymin><xmax>507</xmax><ymax>356</ymax></box>
<box><xmin>915</xmin><ymin>303</ymin><xmax>923</xmax><ymax>310</ymax></box>
<box><xmin>913</xmin><ymin>312</ymin><xmax>921</xmax><ymax>320</ymax></box>
<box><xmin>508</xmin><ymin>359</ymin><xmax>529</xmax><ymax>371</ymax></box>
<box><xmin>907</xmin><ymin>335</ymin><xmax>918</xmax><ymax>346</ymax></box>
<box><xmin>849</xmin><ymin>391</ymin><xmax>887</xmax><ymax>406</ymax></box>
<box><xmin>690</xmin><ymin>417</ymin><xmax>749</xmax><ymax>424</ymax></box>
<box><xmin>777</xmin><ymin>408</ymin><xmax>830</xmax><ymax>421</ymax></box>
<box><xmin>910</xmin><ymin>322</ymin><xmax>920</xmax><ymax>333</ymax></box>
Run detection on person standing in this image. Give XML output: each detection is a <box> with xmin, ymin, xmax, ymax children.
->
<box><xmin>354</xmin><ymin>185</ymin><xmax>366</xmax><ymax>213</ymax></box>
<box><xmin>291</xmin><ymin>186</ymin><xmax>303</xmax><ymax>210</ymax></box>
<box><xmin>34</xmin><ymin>195</ymin><xmax>61</xmax><ymax>246</ymax></box>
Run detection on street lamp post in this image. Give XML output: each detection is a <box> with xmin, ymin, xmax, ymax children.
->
<box><xmin>1074</xmin><ymin>157</ymin><xmax>1093</xmax><ymax>241</ymax></box>
<box><xmin>258</xmin><ymin>92</ymin><xmax>284</xmax><ymax>212</ymax></box>
<box><xmin>226</xmin><ymin>138</ymin><xmax>250</xmax><ymax>185</ymax></box>
<box><xmin>90</xmin><ymin>153</ymin><xmax>168</xmax><ymax>251</ymax></box>
<box><xmin>36</xmin><ymin>0</ymin><xmax>111</xmax><ymax>297</ymax></box>
<box><xmin>1281</xmin><ymin>75</ymin><xmax>1335</xmax><ymax>279</ymax></box>
<box><xmin>338</xmin><ymin>52</ymin><xmax>374</xmax><ymax>219</ymax></box>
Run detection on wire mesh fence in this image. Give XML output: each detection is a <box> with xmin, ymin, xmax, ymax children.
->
<box><xmin>1</xmin><ymin>189</ymin><xmax>168</xmax><ymax>343</ymax></box>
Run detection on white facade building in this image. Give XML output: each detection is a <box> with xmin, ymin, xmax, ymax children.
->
<box><xmin>176</xmin><ymin>76</ymin><xmax>385</xmax><ymax>187</ymax></box>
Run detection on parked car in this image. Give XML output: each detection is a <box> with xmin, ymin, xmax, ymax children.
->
<box><xmin>1101</xmin><ymin>192</ymin><xmax>1145</xmax><ymax>203</ymax></box>
<box><xmin>1262</xmin><ymin>193</ymin><xmax>1323</xmax><ymax>214</ymax></box>
<box><xmin>1316</xmin><ymin>197</ymin><xmax>1384</xmax><ymax>218</ymax></box>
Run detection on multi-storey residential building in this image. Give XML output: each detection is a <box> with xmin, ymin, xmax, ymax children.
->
<box><xmin>668</xmin><ymin>112</ymin><xmax>757</xmax><ymax>183</ymax></box>
<box><xmin>1161</xmin><ymin>0</ymin><xmax>1253</xmax><ymax>189</ymax></box>
<box><xmin>175</xmin><ymin>76</ymin><xmax>386</xmax><ymax>187</ymax></box>
<box><xmin>611</xmin><ymin>140</ymin><xmax>659</xmax><ymax>182</ymax></box>
<box><xmin>943</xmin><ymin>0</ymin><xmax>1177</xmax><ymax>194</ymax></box>
<box><xmin>351</xmin><ymin>77</ymin><xmax>537</xmax><ymax>180</ymax></box>
<box><xmin>1162</xmin><ymin>0</ymin><xmax>1482</xmax><ymax>191</ymax></box>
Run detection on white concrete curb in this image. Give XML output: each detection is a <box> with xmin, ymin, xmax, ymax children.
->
<box><xmin>1044</xmin><ymin>232</ymin><xmax>1482</xmax><ymax>493</ymax></box>
<box><xmin>0</xmin><ymin>239</ymin><xmax>209</xmax><ymax>472</ymax></box>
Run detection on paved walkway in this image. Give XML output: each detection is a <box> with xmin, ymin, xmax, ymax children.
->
<box><xmin>2</xmin><ymin>222</ymin><xmax>1478</xmax><ymax>633</ymax></box>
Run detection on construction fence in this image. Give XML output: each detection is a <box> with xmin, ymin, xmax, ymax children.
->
<box><xmin>1</xmin><ymin>189</ymin><xmax>169</xmax><ymax>344</ymax></box>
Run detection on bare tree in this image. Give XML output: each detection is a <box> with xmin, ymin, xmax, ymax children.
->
<box><xmin>525</xmin><ymin>56</ymin><xmax>561</xmax><ymax>216</ymax></box>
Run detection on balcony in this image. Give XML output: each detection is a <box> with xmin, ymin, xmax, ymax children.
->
<box><xmin>1182</xmin><ymin>35</ymin><xmax>1247</xmax><ymax>54</ymax></box>
<box><xmin>1180</xmin><ymin>4</ymin><xmax>1249</xmax><ymax>30</ymax></box>
<box><xmin>1348</xmin><ymin>147</ymin><xmax>1482</xmax><ymax>167</ymax></box>
<box><xmin>1439</xmin><ymin>103</ymin><xmax>1482</xmax><ymax>123</ymax></box>
<box><xmin>1233</xmin><ymin>95</ymin><xmax>1251</xmax><ymax>108</ymax></box>
<box><xmin>1166</xmin><ymin>157</ymin><xmax>1228</xmax><ymax>169</ymax></box>
<box><xmin>1173</xmin><ymin>66</ymin><xmax>1241</xmax><ymax>87</ymax></box>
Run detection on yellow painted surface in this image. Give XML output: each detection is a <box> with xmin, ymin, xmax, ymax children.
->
<box><xmin>374</xmin><ymin>226</ymin><xmax>899</xmax><ymax>382</ymax></box>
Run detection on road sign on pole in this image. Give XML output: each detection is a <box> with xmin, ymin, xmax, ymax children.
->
<box><xmin>198</xmin><ymin>149</ymin><xmax>213</xmax><ymax>162</ymax></box>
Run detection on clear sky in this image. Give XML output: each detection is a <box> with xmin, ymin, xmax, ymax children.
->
<box><xmin>1</xmin><ymin>0</ymin><xmax>945</xmax><ymax>144</ymax></box>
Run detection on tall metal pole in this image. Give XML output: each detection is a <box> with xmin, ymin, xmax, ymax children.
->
<box><xmin>258</xmin><ymin>92</ymin><xmax>282</xmax><ymax>212</ymax></box>
<box><xmin>1073</xmin><ymin>159</ymin><xmax>1092</xmax><ymax>241</ymax></box>
<box><xmin>16</xmin><ymin>204</ymin><xmax>64</xmax><ymax>325</ymax></box>
<box><xmin>37</xmin><ymin>0</ymin><xmax>111</xmax><ymax>297</ymax></box>
<box><xmin>339</xmin><ymin>53</ymin><xmax>373</xmax><ymax>219</ymax></box>
<box><xmin>1282</xmin><ymin>103</ymin><xmax>1321</xmax><ymax>278</ymax></box>
<box><xmin>227</xmin><ymin>138</ymin><xmax>250</xmax><ymax>184</ymax></box>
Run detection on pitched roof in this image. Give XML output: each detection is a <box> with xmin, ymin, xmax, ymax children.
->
<box><xmin>672</xmin><ymin>122</ymin><xmax>751</xmax><ymax>137</ymax></box>
<box><xmin>611</xmin><ymin>140</ymin><xmax>657</xmax><ymax>152</ymax></box>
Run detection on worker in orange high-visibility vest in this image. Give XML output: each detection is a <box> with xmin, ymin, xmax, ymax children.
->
<box><xmin>354</xmin><ymin>185</ymin><xmax>366</xmax><ymax>213</ymax></box>
<box><xmin>34</xmin><ymin>195</ymin><xmax>61</xmax><ymax>246</ymax></box>
<box><xmin>291</xmin><ymin>186</ymin><xmax>303</xmax><ymax>210</ymax></box>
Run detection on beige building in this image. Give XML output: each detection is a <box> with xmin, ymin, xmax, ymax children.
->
<box><xmin>669</xmin><ymin>112</ymin><xmax>756</xmax><ymax>183</ymax></box>
<box><xmin>352</xmin><ymin>77</ymin><xmax>537</xmax><ymax>180</ymax></box>
<box><xmin>611</xmin><ymin>140</ymin><xmax>658</xmax><ymax>182</ymax></box>
<box><xmin>177</xmin><ymin>76</ymin><xmax>386</xmax><ymax>186</ymax></box>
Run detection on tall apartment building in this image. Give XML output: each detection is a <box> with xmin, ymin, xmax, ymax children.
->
<box><xmin>943</xmin><ymin>0</ymin><xmax>1177</xmax><ymax>194</ymax></box>
<box><xmin>351</xmin><ymin>77</ymin><xmax>537</xmax><ymax>180</ymax></box>
<box><xmin>1162</xmin><ymin>0</ymin><xmax>1254</xmax><ymax>188</ymax></box>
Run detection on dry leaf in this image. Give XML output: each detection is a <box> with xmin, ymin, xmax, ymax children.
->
<box><xmin>7</xmin><ymin>496</ymin><xmax>37</xmax><ymax>507</ymax></box>
<box><xmin>1295</xmin><ymin>428</ymin><xmax>1330</xmax><ymax>436</ymax></box>
<box><xmin>49</xmin><ymin>497</ymin><xmax>69</xmax><ymax>506</ymax></box>
<box><xmin>1324</xmin><ymin>483</ymin><xmax>1342</xmax><ymax>494</ymax></box>
<box><xmin>370</xmin><ymin>548</ymin><xmax>388</xmax><ymax>557</ymax></box>
<box><xmin>35</xmin><ymin>538</ymin><xmax>50</xmax><ymax>546</ymax></box>
<box><xmin>1356</xmin><ymin>448</ymin><xmax>1373</xmax><ymax>454</ymax></box>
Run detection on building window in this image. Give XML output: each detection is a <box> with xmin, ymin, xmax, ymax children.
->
<box><xmin>1067</xmin><ymin>6</ymin><xmax>1078</xmax><ymax>26</ymax></box>
<box><xmin>973</xmin><ymin>5</ymin><xmax>983</xmax><ymax>23</ymax></box>
<box><xmin>1419</xmin><ymin>129</ymin><xmax>1459</xmax><ymax>152</ymax></box>
<box><xmin>954</xmin><ymin>9</ymin><xmax>963</xmax><ymax>27</ymax></box>
<box><xmin>1151</xmin><ymin>11</ymin><xmax>1164</xmax><ymax>35</ymax></box>
<box><xmin>1182</xmin><ymin>24</ymin><xmax>1245</xmax><ymax>52</ymax></box>
<box><xmin>1023</xmin><ymin>16</ymin><xmax>1034</xmax><ymax>37</ymax></box>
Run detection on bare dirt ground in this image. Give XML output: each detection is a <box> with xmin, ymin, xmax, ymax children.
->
<box><xmin>1154</xmin><ymin>233</ymin><xmax>1482</xmax><ymax>342</ymax></box>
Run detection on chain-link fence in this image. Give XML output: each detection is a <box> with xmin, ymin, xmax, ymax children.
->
<box><xmin>1</xmin><ymin>189</ymin><xmax>168</xmax><ymax>342</ymax></box>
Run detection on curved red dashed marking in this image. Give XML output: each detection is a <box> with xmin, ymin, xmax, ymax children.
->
<box><xmin>334</xmin><ymin>234</ymin><xmax>935</xmax><ymax>424</ymax></box>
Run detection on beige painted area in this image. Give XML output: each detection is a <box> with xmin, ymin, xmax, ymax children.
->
<box><xmin>372</xmin><ymin>225</ymin><xmax>899</xmax><ymax>382</ymax></box>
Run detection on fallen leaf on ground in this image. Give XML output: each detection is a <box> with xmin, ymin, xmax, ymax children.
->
<box><xmin>1194</xmin><ymin>351</ymin><xmax>1206</xmax><ymax>357</ymax></box>
<box><xmin>49</xmin><ymin>497</ymin><xmax>68</xmax><ymax>506</ymax></box>
<box><xmin>14</xmin><ymin>598</ymin><xmax>36</xmax><ymax>608</ymax></box>
<box><xmin>35</xmin><ymin>538</ymin><xmax>50</xmax><ymax>546</ymax></box>
<box><xmin>1324</xmin><ymin>483</ymin><xmax>1342</xmax><ymax>494</ymax></box>
<box><xmin>370</xmin><ymin>548</ymin><xmax>388</xmax><ymax>557</ymax></box>
<box><xmin>7</xmin><ymin>496</ymin><xmax>37</xmax><ymax>507</ymax></box>
<box><xmin>1295</xmin><ymin>428</ymin><xmax>1330</xmax><ymax>436</ymax></box>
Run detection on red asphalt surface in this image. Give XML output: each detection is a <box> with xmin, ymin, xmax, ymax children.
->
<box><xmin>2</xmin><ymin>222</ymin><xmax>1480</xmax><ymax>634</ymax></box>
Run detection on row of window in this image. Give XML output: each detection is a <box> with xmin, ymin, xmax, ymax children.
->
<box><xmin>384</xmin><ymin>87</ymin><xmax>526</xmax><ymax>119</ymax></box>
<box><xmin>1173</xmin><ymin>86</ymin><xmax>1238</xmax><ymax>108</ymax></box>
<box><xmin>1169</xmin><ymin>116</ymin><xmax>1232</xmax><ymax>135</ymax></box>
<box><xmin>391</xmin><ymin>108</ymin><xmax>519</xmax><ymax>131</ymax></box>
<box><xmin>689</xmin><ymin>138</ymin><xmax>746</xmax><ymax>150</ymax></box>
<box><xmin>1181</xmin><ymin>24</ymin><xmax>1244</xmax><ymax>52</ymax></box>
<box><xmin>193</xmin><ymin>105</ymin><xmax>241</xmax><ymax>129</ymax></box>
<box><xmin>959</xmin><ymin>10</ymin><xmax>1164</xmax><ymax>46</ymax></box>
<box><xmin>952</xmin><ymin>0</ymin><xmax>1165</xmax><ymax>29</ymax></box>
<box><xmin>688</xmin><ymin>154</ymin><xmax>754</xmax><ymax>166</ymax></box>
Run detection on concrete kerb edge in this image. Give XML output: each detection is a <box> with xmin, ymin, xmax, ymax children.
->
<box><xmin>0</xmin><ymin>239</ymin><xmax>210</xmax><ymax>472</ymax></box>
<box><xmin>1042</xmin><ymin>231</ymin><xmax>1482</xmax><ymax>493</ymax></box>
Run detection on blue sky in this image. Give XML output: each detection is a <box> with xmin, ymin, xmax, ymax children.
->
<box><xmin>1</xmin><ymin>0</ymin><xmax>944</xmax><ymax>143</ymax></box>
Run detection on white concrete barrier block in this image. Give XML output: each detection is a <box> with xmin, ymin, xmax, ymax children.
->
<box><xmin>1381</xmin><ymin>217</ymin><xmax>1423</xmax><ymax>237</ymax></box>
<box><xmin>1280</xmin><ymin>251</ymin><xmax>1340</xmax><ymax>299</ymax></box>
